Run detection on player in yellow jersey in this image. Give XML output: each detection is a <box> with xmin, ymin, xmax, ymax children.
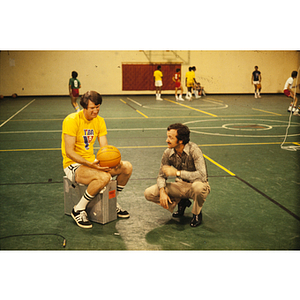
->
<box><xmin>62</xmin><ymin>91</ymin><xmax>133</xmax><ymax>228</ymax></box>
<box><xmin>185</xmin><ymin>67</ymin><xmax>196</xmax><ymax>100</ymax></box>
<box><xmin>153</xmin><ymin>65</ymin><xmax>163</xmax><ymax>100</ymax></box>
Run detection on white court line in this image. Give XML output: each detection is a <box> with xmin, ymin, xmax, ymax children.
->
<box><xmin>0</xmin><ymin>130</ymin><xmax>62</xmax><ymax>134</ymax></box>
<box><xmin>127</xmin><ymin>97</ymin><xmax>143</xmax><ymax>107</ymax></box>
<box><xmin>0</xmin><ymin>99</ymin><xmax>36</xmax><ymax>128</ymax></box>
<box><xmin>1</xmin><ymin>124</ymin><xmax>299</xmax><ymax>135</ymax></box>
<box><xmin>127</xmin><ymin>97</ymin><xmax>227</xmax><ymax>110</ymax></box>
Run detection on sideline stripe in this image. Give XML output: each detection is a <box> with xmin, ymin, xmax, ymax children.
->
<box><xmin>252</xmin><ymin>108</ymin><xmax>282</xmax><ymax>116</ymax></box>
<box><xmin>0</xmin><ymin>141</ymin><xmax>298</xmax><ymax>152</ymax></box>
<box><xmin>127</xmin><ymin>97</ymin><xmax>144</xmax><ymax>107</ymax></box>
<box><xmin>164</xmin><ymin>98</ymin><xmax>218</xmax><ymax>117</ymax></box>
<box><xmin>235</xmin><ymin>176</ymin><xmax>300</xmax><ymax>222</ymax></box>
<box><xmin>204</xmin><ymin>154</ymin><xmax>300</xmax><ymax>221</ymax></box>
<box><xmin>0</xmin><ymin>114</ymin><xmax>290</xmax><ymax>123</ymax></box>
<box><xmin>0</xmin><ymin>99</ymin><xmax>36</xmax><ymax>128</ymax></box>
<box><xmin>205</xmin><ymin>97</ymin><xmax>224</xmax><ymax>103</ymax></box>
<box><xmin>203</xmin><ymin>154</ymin><xmax>236</xmax><ymax>176</ymax></box>
<box><xmin>119</xmin><ymin>99</ymin><xmax>148</xmax><ymax>118</ymax></box>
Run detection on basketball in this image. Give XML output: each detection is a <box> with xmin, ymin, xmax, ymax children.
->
<box><xmin>97</xmin><ymin>145</ymin><xmax>121</xmax><ymax>168</ymax></box>
<box><xmin>256</xmin><ymin>84</ymin><xmax>261</xmax><ymax>89</ymax></box>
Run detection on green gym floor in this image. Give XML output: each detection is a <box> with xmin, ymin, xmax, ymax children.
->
<box><xmin>0</xmin><ymin>93</ymin><xmax>299</xmax><ymax>250</ymax></box>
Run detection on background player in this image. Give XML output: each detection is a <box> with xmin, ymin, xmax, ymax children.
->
<box><xmin>153</xmin><ymin>65</ymin><xmax>163</xmax><ymax>101</ymax></box>
<box><xmin>185</xmin><ymin>67</ymin><xmax>198</xmax><ymax>100</ymax></box>
<box><xmin>193</xmin><ymin>82</ymin><xmax>204</xmax><ymax>98</ymax></box>
<box><xmin>284</xmin><ymin>70</ymin><xmax>300</xmax><ymax>115</ymax></box>
<box><xmin>172</xmin><ymin>68</ymin><xmax>184</xmax><ymax>101</ymax></box>
<box><xmin>69</xmin><ymin>71</ymin><xmax>81</xmax><ymax>112</ymax></box>
<box><xmin>251</xmin><ymin>66</ymin><xmax>262</xmax><ymax>98</ymax></box>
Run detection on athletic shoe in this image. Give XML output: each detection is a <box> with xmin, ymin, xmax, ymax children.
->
<box><xmin>71</xmin><ymin>208</ymin><xmax>92</xmax><ymax>229</ymax></box>
<box><xmin>294</xmin><ymin>109</ymin><xmax>300</xmax><ymax>116</ymax></box>
<box><xmin>292</xmin><ymin>106</ymin><xmax>296</xmax><ymax>113</ymax></box>
<box><xmin>116</xmin><ymin>203</ymin><xmax>130</xmax><ymax>218</ymax></box>
<box><xmin>255</xmin><ymin>93</ymin><xmax>257</xmax><ymax>98</ymax></box>
<box><xmin>185</xmin><ymin>93</ymin><xmax>192</xmax><ymax>101</ymax></box>
<box><xmin>288</xmin><ymin>104</ymin><xmax>293</xmax><ymax>112</ymax></box>
<box><xmin>178</xmin><ymin>95</ymin><xmax>184</xmax><ymax>101</ymax></box>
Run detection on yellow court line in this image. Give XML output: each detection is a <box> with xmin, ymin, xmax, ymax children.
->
<box><xmin>0</xmin><ymin>114</ymin><xmax>288</xmax><ymax>122</ymax></box>
<box><xmin>203</xmin><ymin>154</ymin><xmax>236</xmax><ymax>176</ymax></box>
<box><xmin>119</xmin><ymin>99</ymin><xmax>127</xmax><ymax>104</ymax></box>
<box><xmin>252</xmin><ymin>108</ymin><xmax>282</xmax><ymax>116</ymax></box>
<box><xmin>164</xmin><ymin>98</ymin><xmax>218</xmax><ymax>117</ymax></box>
<box><xmin>136</xmin><ymin>110</ymin><xmax>149</xmax><ymax>118</ymax></box>
<box><xmin>0</xmin><ymin>148</ymin><xmax>61</xmax><ymax>152</ymax></box>
<box><xmin>119</xmin><ymin>99</ymin><xmax>148</xmax><ymax>118</ymax></box>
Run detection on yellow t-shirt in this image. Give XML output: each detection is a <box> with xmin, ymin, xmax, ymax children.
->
<box><xmin>61</xmin><ymin>110</ymin><xmax>107</xmax><ymax>169</ymax></box>
<box><xmin>185</xmin><ymin>71</ymin><xmax>195</xmax><ymax>85</ymax></box>
<box><xmin>153</xmin><ymin>70</ymin><xmax>163</xmax><ymax>81</ymax></box>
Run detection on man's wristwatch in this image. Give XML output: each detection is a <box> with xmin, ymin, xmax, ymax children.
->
<box><xmin>176</xmin><ymin>170</ymin><xmax>181</xmax><ymax>177</ymax></box>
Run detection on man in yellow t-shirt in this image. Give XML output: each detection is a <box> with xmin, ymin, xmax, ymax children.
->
<box><xmin>62</xmin><ymin>91</ymin><xmax>133</xmax><ymax>228</ymax></box>
<box><xmin>153</xmin><ymin>65</ymin><xmax>163</xmax><ymax>101</ymax></box>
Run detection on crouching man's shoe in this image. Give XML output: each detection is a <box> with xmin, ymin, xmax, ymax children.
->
<box><xmin>190</xmin><ymin>211</ymin><xmax>202</xmax><ymax>227</ymax></box>
<box><xmin>172</xmin><ymin>198</ymin><xmax>192</xmax><ymax>218</ymax></box>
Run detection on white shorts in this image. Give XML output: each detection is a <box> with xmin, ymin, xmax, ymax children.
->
<box><xmin>64</xmin><ymin>162</ymin><xmax>113</xmax><ymax>187</ymax></box>
<box><xmin>64</xmin><ymin>163</ymin><xmax>81</xmax><ymax>184</ymax></box>
<box><xmin>155</xmin><ymin>80</ymin><xmax>163</xmax><ymax>87</ymax></box>
<box><xmin>253</xmin><ymin>81</ymin><xmax>260</xmax><ymax>85</ymax></box>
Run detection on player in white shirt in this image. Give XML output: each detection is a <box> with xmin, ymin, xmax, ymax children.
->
<box><xmin>284</xmin><ymin>71</ymin><xmax>300</xmax><ymax>115</ymax></box>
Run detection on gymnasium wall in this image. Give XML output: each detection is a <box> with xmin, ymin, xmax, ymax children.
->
<box><xmin>0</xmin><ymin>50</ymin><xmax>299</xmax><ymax>96</ymax></box>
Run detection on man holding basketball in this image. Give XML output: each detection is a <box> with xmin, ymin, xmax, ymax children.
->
<box><xmin>144</xmin><ymin>123</ymin><xmax>210</xmax><ymax>227</ymax></box>
<box><xmin>62</xmin><ymin>91</ymin><xmax>132</xmax><ymax>229</ymax></box>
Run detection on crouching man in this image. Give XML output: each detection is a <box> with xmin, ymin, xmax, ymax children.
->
<box><xmin>144</xmin><ymin>123</ymin><xmax>210</xmax><ymax>227</ymax></box>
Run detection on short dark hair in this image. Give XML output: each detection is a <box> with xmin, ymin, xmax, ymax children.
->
<box><xmin>80</xmin><ymin>91</ymin><xmax>102</xmax><ymax>109</ymax></box>
<box><xmin>176</xmin><ymin>68</ymin><xmax>180</xmax><ymax>72</ymax></box>
<box><xmin>157</xmin><ymin>65</ymin><xmax>161</xmax><ymax>70</ymax></box>
<box><xmin>72</xmin><ymin>71</ymin><xmax>78</xmax><ymax>78</ymax></box>
<box><xmin>291</xmin><ymin>71</ymin><xmax>298</xmax><ymax>78</ymax></box>
<box><xmin>167</xmin><ymin>123</ymin><xmax>190</xmax><ymax>145</ymax></box>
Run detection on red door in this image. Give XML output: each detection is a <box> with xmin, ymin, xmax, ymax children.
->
<box><xmin>122</xmin><ymin>64</ymin><xmax>181</xmax><ymax>91</ymax></box>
